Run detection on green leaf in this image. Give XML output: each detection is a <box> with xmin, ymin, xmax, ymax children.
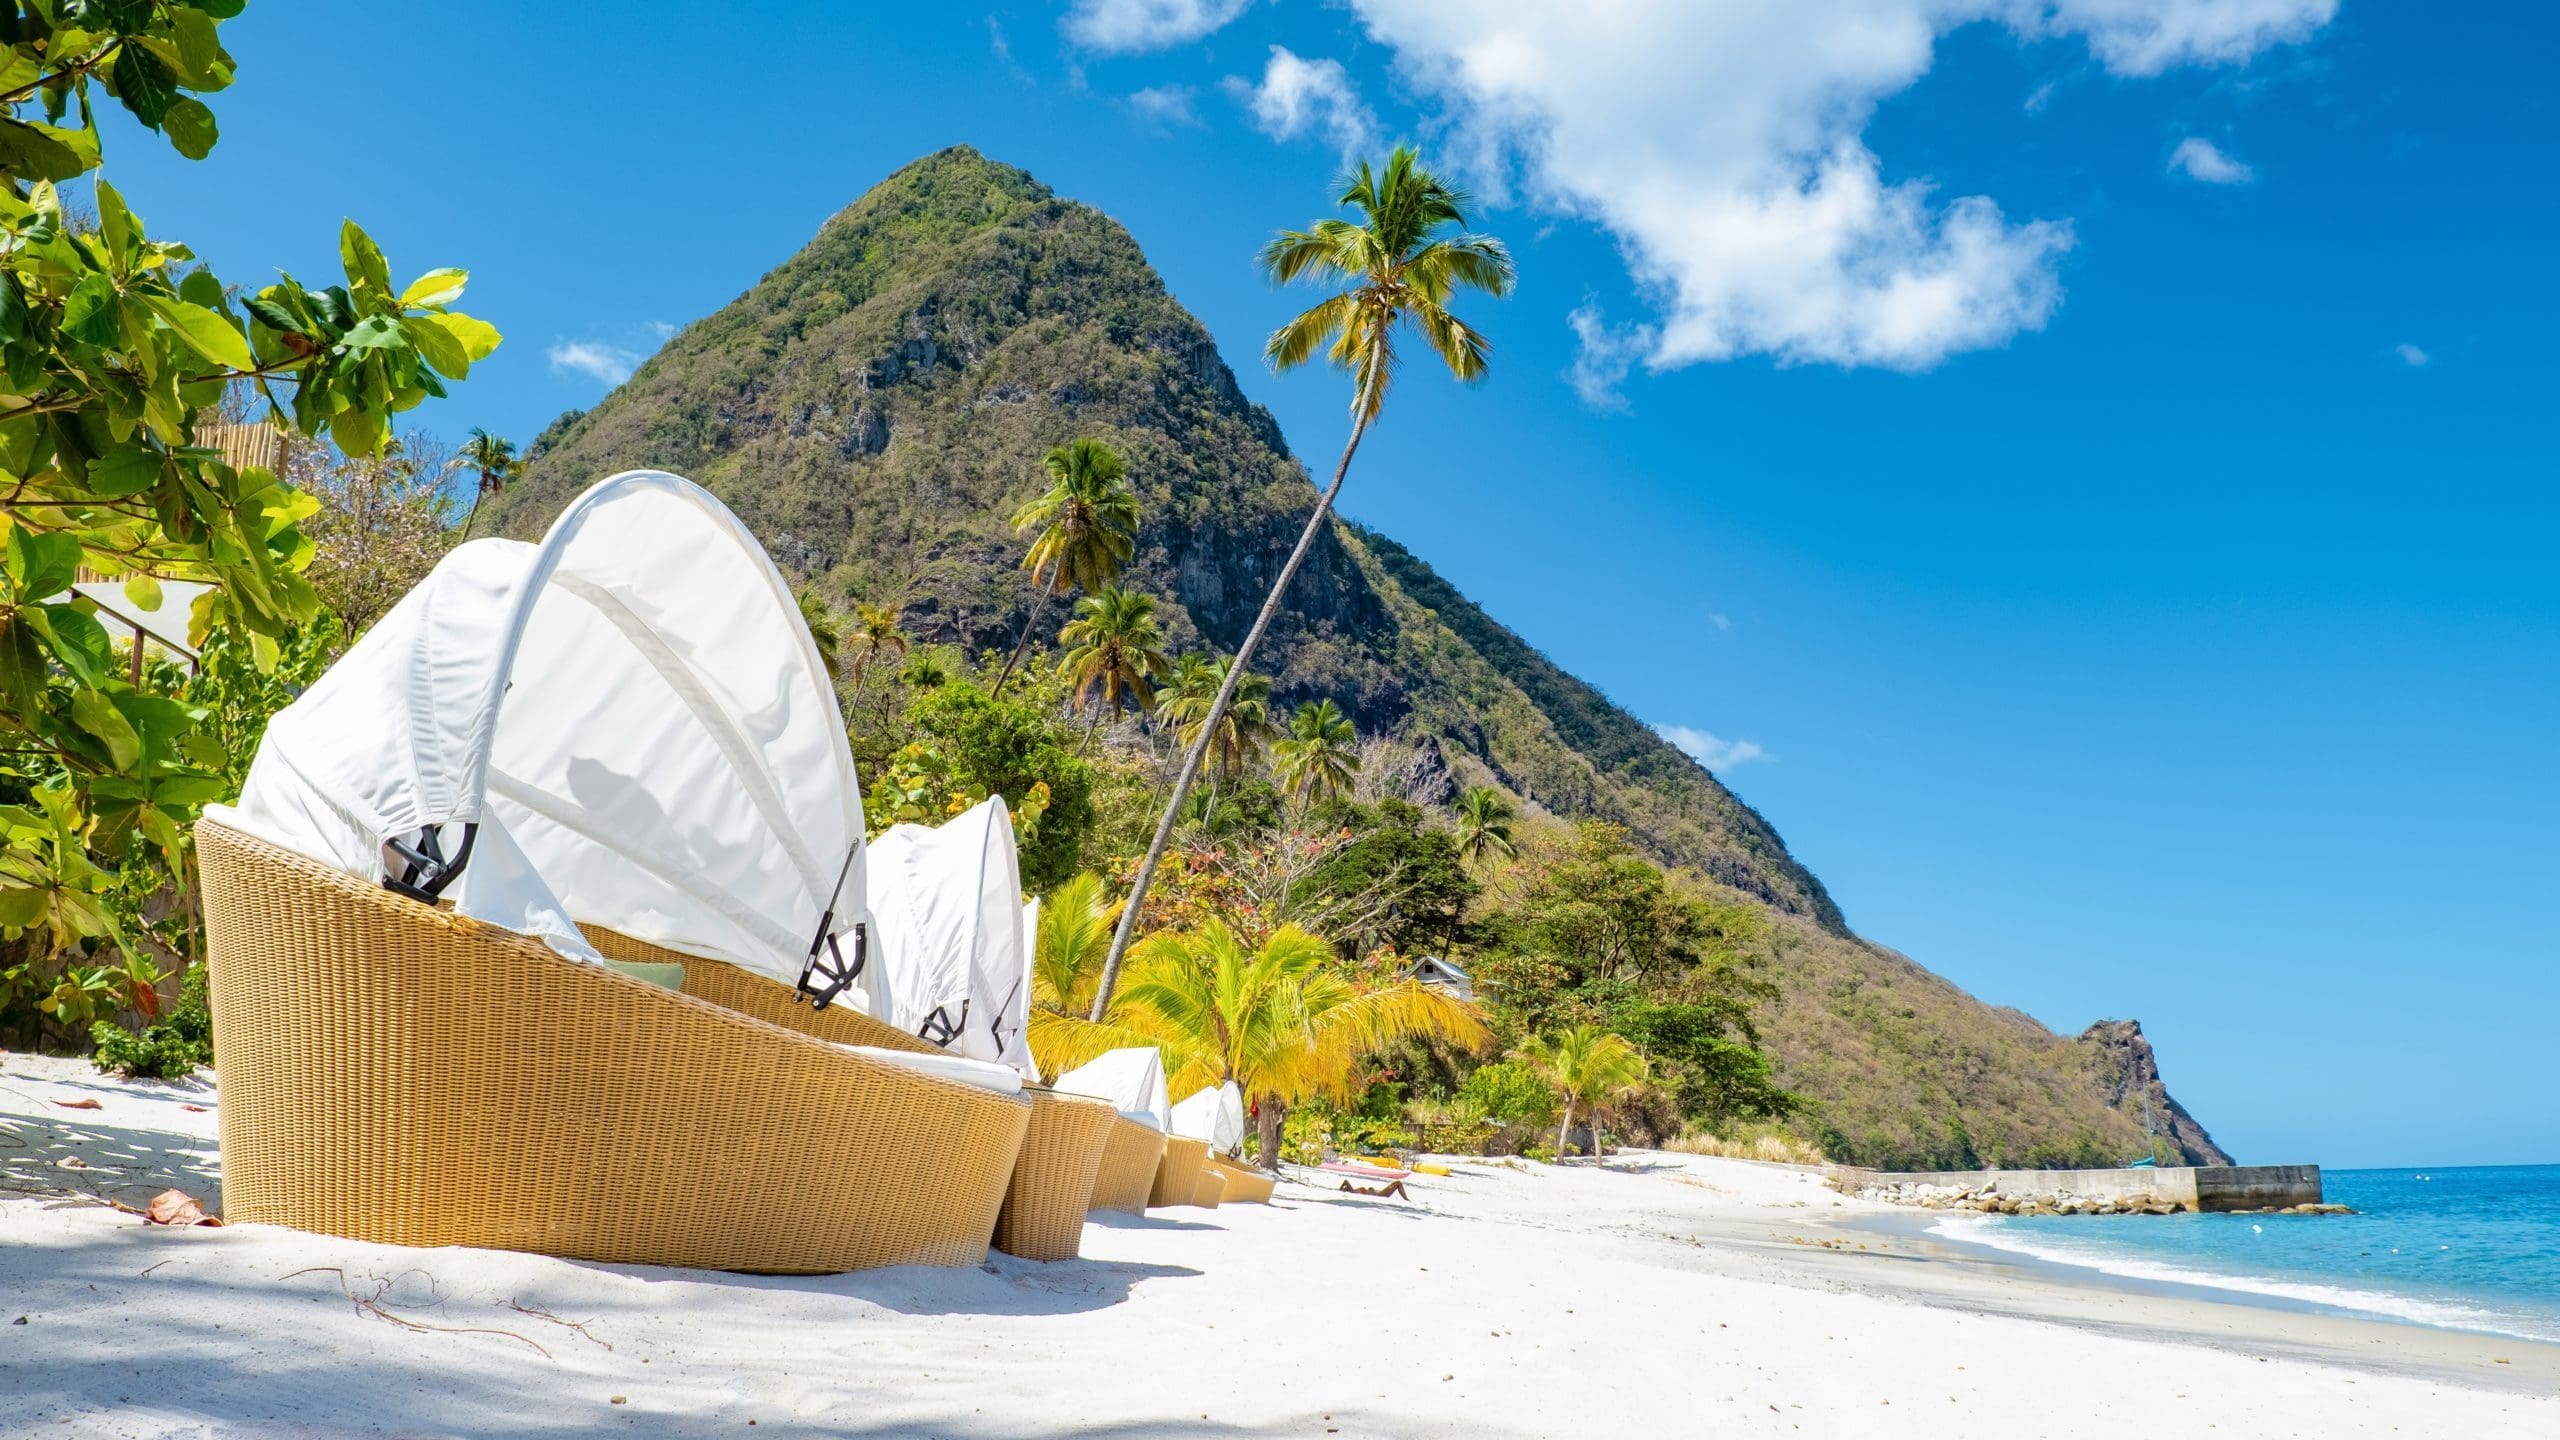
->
<box><xmin>177</xmin><ymin>268</ymin><xmax>226</xmax><ymax>311</ymax></box>
<box><xmin>70</xmin><ymin>688</ymin><xmax>142</xmax><ymax>769</ymax></box>
<box><xmin>121</xmin><ymin>574</ymin><xmax>162</xmax><ymax>610</ymax></box>
<box><xmin>399</xmin><ymin>267</ymin><xmax>468</xmax><ymax>308</ymax></box>
<box><xmin>3</xmin><ymin>526</ymin><xmax>81</xmax><ymax>598</ymax></box>
<box><xmin>399</xmin><ymin>314</ymin><xmax>468</xmax><ymax>379</ymax></box>
<box><xmin>170</xmin><ymin>7</ymin><xmax>221</xmax><ymax>78</ymax></box>
<box><xmin>420</xmin><ymin>310</ymin><xmax>502</xmax><ymax>362</ymax></box>
<box><xmin>327</xmin><ymin>404</ymin><xmax>387</xmax><ymax>457</ymax></box>
<box><xmin>61</xmin><ymin>273</ymin><xmax>123</xmax><ymax>347</ymax></box>
<box><xmin>27</xmin><ymin>604</ymin><xmax>113</xmax><ymax>686</ymax></box>
<box><xmin>339</xmin><ymin>219</ymin><xmax>393</xmax><ymax>307</ymax></box>
<box><xmin>338</xmin><ymin>314</ymin><xmax>403</xmax><ymax>350</ymax></box>
<box><xmin>0</xmin><ymin>885</ymin><xmax>47</xmax><ymax>931</ymax></box>
<box><xmin>86</xmin><ymin>449</ymin><xmax>162</xmax><ymax>497</ymax></box>
<box><xmin>162</xmin><ymin>97</ymin><xmax>217</xmax><ymax>160</ymax></box>
<box><xmin>142</xmin><ymin>294</ymin><xmax>255</xmax><ymax>371</ymax></box>
<box><xmin>193</xmin><ymin>0</ymin><xmax>249</xmax><ymax>19</ymax></box>
<box><xmin>0</xmin><ymin>117</ymin><xmax>98</xmax><ymax>183</ymax></box>
<box><xmin>93</xmin><ymin>179</ymin><xmax>139</xmax><ymax>271</ymax></box>
<box><xmin>112</xmin><ymin>45</ymin><xmax>178</xmax><ymax>128</ymax></box>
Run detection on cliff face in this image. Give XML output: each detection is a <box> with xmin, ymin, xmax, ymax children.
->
<box><xmin>2081</xmin><ymin>1020</ymin><xmax>2235</xmax><ymax>1166</ymax></box>
<box><xmin>498</xmin><ymin>145</ymin><xmax>2221</xmax><ymax>1170</ymax></box>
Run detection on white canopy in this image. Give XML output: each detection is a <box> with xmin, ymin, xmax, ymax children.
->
<box><xmin>1171</xmin><ymin>1081</ymin><xmax>1247</xmax><ymax>1154</ymax></box>
<box><xmin>1055</xmin><ymin>1047</ymin><xmax>1172</xmax><ymax>1130</ymax></box>
<box><xmin>864</xmin><ymin>797</ymin><xmax>1035</xmax><ymax>1079</ymax></box>
<box><xmin>208</xmin><ymin>471</ymin><xmax>866</xmax><ymax>990</ymax></box>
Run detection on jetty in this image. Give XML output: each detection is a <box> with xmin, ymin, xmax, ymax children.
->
<box><xmin>1831</xmin><ymin>1164</ymin><xmax>2332</xmax><ymax>1215</ymax></box>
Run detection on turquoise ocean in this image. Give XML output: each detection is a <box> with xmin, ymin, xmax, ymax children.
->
<box><xmin>1933</xmin><ymin>1164</ymin><xmax>2560</xmax><ymax>1342</ymax></box>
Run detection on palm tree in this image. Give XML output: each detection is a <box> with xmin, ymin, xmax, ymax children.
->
<box><xmin>1272</xmin><ymin>698</ymin><xmax>1359</xmax><ymax>808</ymax></box>
<box><xmin>1058</xmin><ymin>586</ymin><xmax>1171</xmax><ymax>734</ymax></box>
<box><xmin>845</xmin><ymin>600</ymin><xmax>910</xmax><ymax>685</ymax></box>
<box><xmin>1155</xmin><ymin>654</ymin><xmax>1278</xmax><ymax>801</ymax></box>
<box><xmin>451</xmin><ymin>428</ymin><xmax>522</xmax><ymax>540</ymax></box>
<box><xmin>796</xmin><ymin>587</ymin><xmax>842</xmax><ymax>675</ymax></box>
<box><xmin>1092</xmin><ymin>147</ymin><xmax>1513</xmax><ymax>1020</ymax></box>
<box><xmin>1519</xmin><ymin>1025</ymin><xmax>1649</xmax><ymax>1161</ymax></box>
<box><xmin>1454</xmin><ymin>785</ymin><xmax>1515</xmax><ymax>867</ymax></box>
<box><xmin>995</xmin><ymin>438</ymin><xmax>1139</xmax><ymax>693</ymax></box>
<box><xmin>1034</xmin><ymin>918</ymin><xmax>1486</xmax><ymax>1168</ymax></box>
<box><xmin>1030</xmin><ymin>872</ymin><xmax>1121</xmax><ymax>1019</ymax></box>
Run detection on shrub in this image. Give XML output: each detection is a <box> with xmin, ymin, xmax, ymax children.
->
<box><xmin>1458</xmin><ymin>1059</ymin><xmax>1560</xmax><ymax>1133</ymax></box>
<box><xmin>91</xmin><ymin>965</ymin><xmax>213</xmax><ymax>1080</ymax></box>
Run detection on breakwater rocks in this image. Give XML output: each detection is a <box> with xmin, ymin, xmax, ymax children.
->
<box><xmin>1827</xmin><ymin>1164</ymin><xmax>2344</xmax><ymax>1216</ymax></box>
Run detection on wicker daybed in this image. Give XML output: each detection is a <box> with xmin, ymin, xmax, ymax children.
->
<box><xmin>201</xmin><ymin>820</ymin><xmax>1031</xmax><ymax>1273</ymax></box>
<box><xmin>1207</xmin><ymin>1155</ymin><xmax>1277</xmax><ymax>1204</ymax></box>
<box><xmin>597</xmin><ymin>928</ymin><xmax>1117</xmax><ymax>1263</ymax></box>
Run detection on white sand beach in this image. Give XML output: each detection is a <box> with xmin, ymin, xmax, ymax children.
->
<box><xmin>4</xmin><ymin>1051</ymin><xmax>2554</xmax><ymax>1439</ymax></box>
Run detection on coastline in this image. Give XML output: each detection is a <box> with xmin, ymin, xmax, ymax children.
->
<box><xmin>6</xmin><ymin>1052</ymin><xmax>2555</xmax><ymax>1437</ymax></box>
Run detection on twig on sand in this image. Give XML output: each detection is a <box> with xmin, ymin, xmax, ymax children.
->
<box><xmin>282</xmin><ymin>1266</ymin><xmax>553</xmax><ymax>1359</ymax></box>
<box><xmin>505</xmin><ymin>1300</ymin><xmax>612</xmax><ymax>1350</ymax></box>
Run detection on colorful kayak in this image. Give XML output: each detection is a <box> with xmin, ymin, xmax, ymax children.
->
<box><xmin>1321</xmin><ymin>1159</ymin><xmax>1412</xmax><ymax>1181</ymax></box>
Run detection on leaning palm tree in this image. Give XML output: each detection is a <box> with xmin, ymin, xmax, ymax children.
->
<box><xmin>1058</xmin><ymin>586</ymin><xmax>1171</xmax><ymax>734</ymax></box>
<box><xmin>995</xmin><ymin>438</ymin><xmax>1139</xmax><ymax>693</ymax></box>
<box><xmin>1519</xmin><ymin>1025</ymin><xmax>1649</xmax><ymax>1161</ymax></box>
<box><xmin>1454</xmin><ymin>785</ymin><xmax>1516</xmax><ymax>868</ymax></box>
<box><xmin>1029</xmin><ymin>872</ymin><xmax>1122</xmax><ymax>1019</ymax></box>
<box><xmin>451</xmin><ymin>428</ymin><xmax>522</xmax><ymax>540</ymax></box>
<box><xmin>1034</xmin><ymin>918</ymin><xmax>1486</xmax><ymax>1168</ymax></box>
<box><xmin>1272</xmin><ymin>698</ymin><xmax>1359</xmax><ymax>808</ymax></box>
<box><xmin>1092</xmin><ymin>147</ymin><xmax>1513</xmax><ymax>1020</ymax></box>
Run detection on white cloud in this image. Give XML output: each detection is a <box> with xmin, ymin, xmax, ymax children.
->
<box><xmin>2168</xmin><ymin>136</ymin><xmax>2253</xmax><ymax>184</ymax></box>
<box><xmin>2394</xmin><ymin>342</ymin><xmax>2428</xmax><ymax>367</ymax></box>
<box><xmin>1655</xmin><ymin>723</ymin><xmax>1770</xmax><ymax>772</ymax></box>
<box><xmin>2023</xmin><ymin>80</ymin><xmax>2057</xmax><ymax>113</ymax></box>
<box><xmin>1128</xmin><ymin>84</ymin><xmax>1204</xmax><ymax>129</ymax></box>
<box><xmin>1064</xmin><ymin>0</ymin><xmax>1252</xmax><ymax>54</ymax></box>
<box><xmin>548</xmin><ymin>340</ymin><xmax>642</xmax><ymax>389</ymax></box>
<box><xmin>1708</xmin><ymin>612</ymin><xmax>1733</xmax><ymax>631</ymax></box>
<box><xmin>1346</xmin><ymin>1</ymin><xmax>2332</xmax><ymax>398</ymax></box>
<box><xmin>1226</xmin><ymin>46</ymin><xmax>1375</xmax><ymax>154</ymax></box>
<box><xmin>647</xmin><ymin>320</ymin><xmax>678</xmax><ymax>340</ymax></box>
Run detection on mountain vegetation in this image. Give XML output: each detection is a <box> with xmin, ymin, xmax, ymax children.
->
<box><xmin>492</xmin><ymin>147</ymin><xmax>2227</xmax><ymax>1169</ymax></box>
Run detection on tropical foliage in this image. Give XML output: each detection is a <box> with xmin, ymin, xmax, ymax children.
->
<box><xmin>1057</xmin><ymin>585</ymin><xmax>1168</xmax><ymax>724</ymax></box>
<box><xmin>1272</xmin><ymin>698</ymin><xmax>1358</xmax><ymax>808</ymax></box>
<box><xmin>1033</xmin><ymin>918</ymin><xmax>1486</xmax><ymax>1163</ymax></box>
<box><xmin>1519</xmin><ymin>1025</ymin><xmax>1649</xmax><ymax>1158</ymax></box>
<box><xmin>997</xmin><ymin>437</ymin><xmax>1136</xmax><ymax>691</ymax></box>
<box><xmin>0</xmin><ymin>3</ymin><xmax>497</xmax><ymax>1047</ymax></box>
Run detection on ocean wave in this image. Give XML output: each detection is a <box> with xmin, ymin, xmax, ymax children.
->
<box><xmin>1928</xmin><ymin>1214</ymin><xmax>2560</xmax><ymax>1344</ymax></box>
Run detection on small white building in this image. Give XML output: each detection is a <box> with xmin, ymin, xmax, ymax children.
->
<box><xmin>1411</xmin><ymin>956</ymin><xmax>1474</xmax><ymax>1002</ymax></box>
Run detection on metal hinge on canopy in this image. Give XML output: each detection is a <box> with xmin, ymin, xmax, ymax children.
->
<box><xmin>916</xmin><ymin>999</ymin><xmax>968</xmax><ymax>1049</ymax></box>
<box><xmin>383</xmin><ymin>823</ymin><xmax>476</xmax><ymax>904</ymax></box>
<box><xmin>794</xmin><ymin>841</ymin><xmax>867</xmax><ymax>1009</ymax></box>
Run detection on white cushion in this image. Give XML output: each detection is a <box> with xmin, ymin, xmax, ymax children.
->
<box><xmin>834</xmin><ymin>1043</ymin><xmax>1024</xmax><ymax>1096</ymax></box>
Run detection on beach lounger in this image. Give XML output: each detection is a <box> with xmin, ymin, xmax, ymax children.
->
<box><xmin>1152</xmin><ymin>1136</ymin><xmax>1213</xmax><ymax>1208</ymax></box>
<box><xmin>1207</xmin><ymin>1155</ymin><xmax>1277</xmax><ymax>1204</ymax></box>
<box><xmin>1054</xmin><ymin>1049</ymin><xmax>1175</xmax><ymax>1216</ymax></box>
<box><xmin>200</xmin><ymin>471</ymin><xmax>1039</xmax><ymax>1274</ymax></box>
<box><xmin>199</xmin><ymin>821</ymin><xmax>1031</xmax><ymax>1273</ymax></box>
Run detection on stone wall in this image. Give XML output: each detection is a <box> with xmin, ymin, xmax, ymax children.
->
<box><xmin>1830</xmin><ymin>1164</ymin><xmax>2335</xmax><ymax>1216</ymax></box>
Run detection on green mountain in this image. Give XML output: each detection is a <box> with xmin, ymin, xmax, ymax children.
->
<box><xmin>498</xmin><ymin>147</ymin><xmax>2230</xmax><ymax>1170</ymax></box>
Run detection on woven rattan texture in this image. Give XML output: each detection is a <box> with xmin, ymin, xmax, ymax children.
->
<box><xmin>1207</xmin><ymin>1155</ymin><xmax>1276</xmax><ymax>1204</ymax></box>
<box><xmin>1151</xmin><ymin>1135</ymin><xmax>1211</xmax><ymax>1208</ymax></box>
<box><xmin>198</xmin><ymin>820</ymin><xmax>1030</xmax><ymax>1274</ymax></box>
<box><xmin>990</xmin><ymin>1090</ymin><xmax>1117</xmax><ymax>1260</ymax></box>
<box><xmin>1089</xmin><ymin>1117</ymin><xmax>1166</xmax><ymax>1214</ymax></box>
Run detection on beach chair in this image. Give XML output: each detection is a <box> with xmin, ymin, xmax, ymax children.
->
<box><xmin>1207</xmin><ymin>1155</ymin><xmax>1277</xmax><ymax>1205</ymax></box>
<box><xmin>201</xmin><ymin>471</ymin><xmax>1034</xmax><ymax>1273</ymax></box>
<box><xmin>1056</xmin><ymin>1048</ymin><xmax>1175</xmax><ymax>1215</ymax></box>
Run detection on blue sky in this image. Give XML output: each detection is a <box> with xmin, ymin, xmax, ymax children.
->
<box><xmin>107</xmin><ymin>3</ymin><xmax>2556</xmax><ymax>1166</ymax></box>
